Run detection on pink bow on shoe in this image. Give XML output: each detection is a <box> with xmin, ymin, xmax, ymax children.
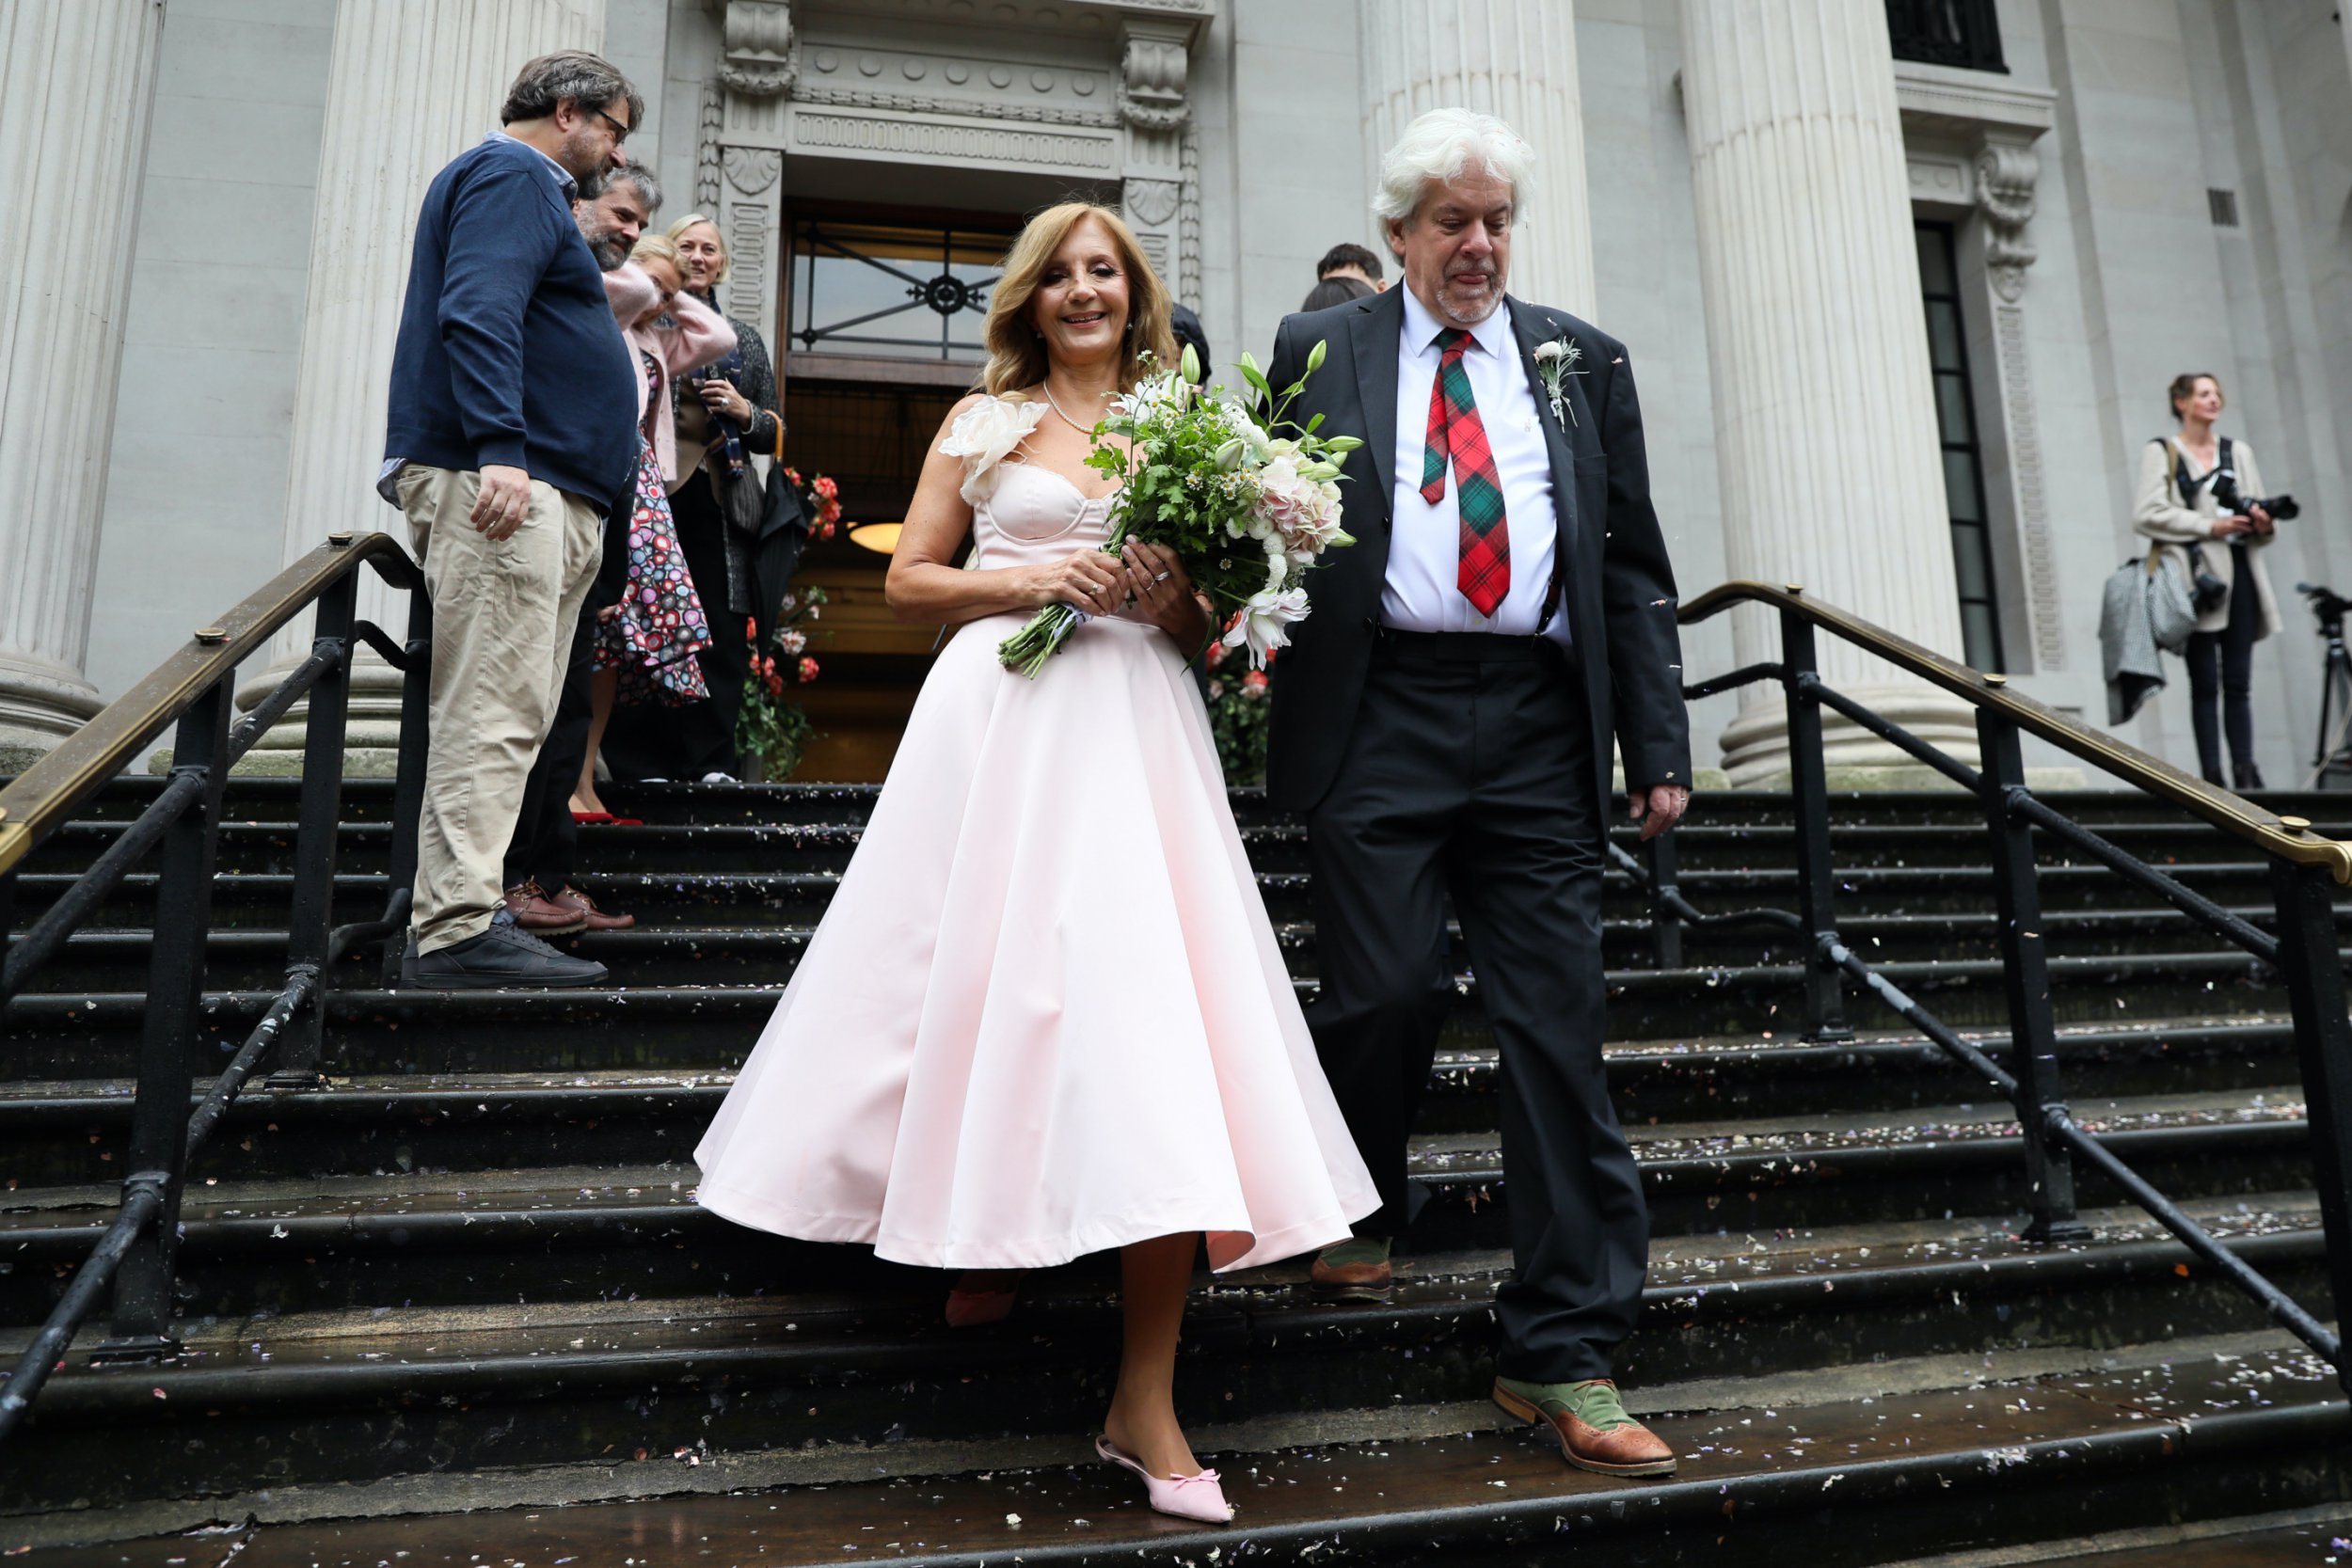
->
<box><xmin>1095</xmin><ymin>1434</ymin><xmax>1234</xmax><ymax>1524</ymax></box>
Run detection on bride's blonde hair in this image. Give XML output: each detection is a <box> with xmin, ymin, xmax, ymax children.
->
<box><xmin>982</xmin><ymin>202</ymin><xmax>1175</xmax><ymax>397</ymax></box>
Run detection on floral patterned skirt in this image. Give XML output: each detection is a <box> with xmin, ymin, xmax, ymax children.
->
<box><xmin>596</xmin><ymin>439</ymin><xmax>712</xmax><ymax>705</ymax></box>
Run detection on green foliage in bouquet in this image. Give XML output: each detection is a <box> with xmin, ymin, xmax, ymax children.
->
<box><xmin>735</xmin><ymin>585</ymin><xmax>828</xmax><ymax>782</ymax></box>
<box><xmin>1203</xmin><ymin>641</ymin><xmax>1272</xmax><ymax>785</ymax></box>
<box><xmin>997</xmin><ymin>341</ymin><xmax>1361</xmax><ymax>677</ymax></box>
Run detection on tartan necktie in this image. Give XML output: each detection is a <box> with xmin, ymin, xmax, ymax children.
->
<box><xmin>1420</xmin><ymin>327</ymin><xmax>1510</xmax><ymax>616</ymax></box>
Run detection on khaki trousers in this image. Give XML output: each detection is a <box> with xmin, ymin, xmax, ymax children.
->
<box><xmin>395</xmin><ymin>465</ymin><xmax>602</xmax><ymax>954</ymax></box>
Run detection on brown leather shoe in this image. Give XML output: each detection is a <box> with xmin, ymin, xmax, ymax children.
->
<box><xmin>1309</xmin><ymin>1237</ymin><xmax>1392</xmax><ymax>1301</ymax></box>
<box><xmin>549</xmin><ymin>884</ymin><xmax>635</xmax><ymax>931</ymax></box>
<box><xmin>503</xmin><ymin>879</ymin><xmax>587</xmax><ymax>934</ymax></box>
<box><xmin>1493</xmin><ymin>1377</ymin><xmax>1677</xmax><ymax>1477</ymax></box>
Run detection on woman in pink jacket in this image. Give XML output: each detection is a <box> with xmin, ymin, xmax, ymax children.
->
<box><xmin>574</xmin><ymin>233</ymin><xmax>739</xmax><ymax>819</ymax></box>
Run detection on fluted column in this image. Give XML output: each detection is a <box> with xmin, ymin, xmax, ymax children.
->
<box><xmin>0</xmin><ymin>1</ymin><xmax>167</xmax><ymax>768</ymax></box>
<box><xmin>1681</xmin><ymin>0</ymin><xmax>1979</xmax><ymax>784</ymax></box>
<box><xmin>239</xmin><ymin>0</ymin><xmax>605</xmax><ymax>773</ymax></box>
<box><xmin>1361</xmin><ymin>0</ymin><xmax>1597</xmax><ymax>319</ymax></box>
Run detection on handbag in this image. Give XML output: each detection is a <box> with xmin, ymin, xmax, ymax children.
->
<box><xmin>2185</xmin><ymin>545</ymin><xmax>2227</xmax><ymax>615</ymax></box>
<box><xmin>2143</xmin><ymin>548</ymin><xmax>2199</xmax><ymax>652</ymax></box>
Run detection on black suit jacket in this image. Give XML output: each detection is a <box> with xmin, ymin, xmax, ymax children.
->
<box><xmin>1263</xmin><ymin>286</ymin><xmax>1692</xmax><ymax>821</ymax></box>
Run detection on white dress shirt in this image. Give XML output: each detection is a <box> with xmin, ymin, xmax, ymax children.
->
<box><xmin>1383</xmin><ymin>288</ymin><xmax>1570</xmax><ymax>645</ymax></box>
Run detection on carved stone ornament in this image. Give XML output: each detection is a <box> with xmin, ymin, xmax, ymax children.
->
<box><xmin>722</xmin><ymin>0</ymin><xmax>798</xmax><ymax>98</ymax></box>
<box><xmin>1974</xmin><ymin>143</ymin><xmax>2040</xmax><ymax>302</ymax></box>
<box><xmin>695</xmin><ymin>83</ymin><xmax>723</xmax><ymax>210</ymax></box>
<box><xmin>1124</xmin><ymin>176</ymin><xmax>1179</xmax><ymax>226</ymax></box>
<box><xmin>723</xmin><ymin>145</ymin><xmax>783</xmax><ymax>196</ymax></box>
<box><xmin>1120</xmin><ymin>36</ymin><xmax>1189</xmax><ymax>132</ymax></box>
<box><xmin>791</xmin><ymin>83</ymin><xmax>1118</xmax><ymax>129</ymax></box>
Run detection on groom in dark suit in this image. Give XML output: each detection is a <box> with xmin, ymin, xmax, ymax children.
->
<box><xmin>1264</xmin><ymin>109</ymin><xmax>1690</xmax><ymax>1477</ymax></box>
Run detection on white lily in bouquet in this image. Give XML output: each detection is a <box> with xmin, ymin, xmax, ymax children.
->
<box><xmin>996</xmin><ymin>341</ymin><xmax>1361</xmax><ymax>677</ymax></box>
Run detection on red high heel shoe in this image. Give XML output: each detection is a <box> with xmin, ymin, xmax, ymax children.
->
<box><xmin>944</xmin><ymin>1270</ymin><xmax>1023</xmax><ymax>1328</ymax></box>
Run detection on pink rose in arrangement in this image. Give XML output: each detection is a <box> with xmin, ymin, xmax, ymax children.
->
<box><xmin>798</xmin><ymin>656</ymin><xmax>820</xmax><ymax>683</ymax></box>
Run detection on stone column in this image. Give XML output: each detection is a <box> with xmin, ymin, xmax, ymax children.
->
<box><xmin>1361</xmin><ymin>0</ymin><xmax>1597</xmax><ymax>320</ymax></box>
<box><xmin>709</xmin><ymin>0</ymin><xmax>793</xmax><ymax>354</ymax></box>
<box><xmin>1120</xmin><ymin>19</ymin><xmax>1198</xmax><ymax>309</ymax></box>
<box><xmin>239</xmin><ymin>0</ymin><xmax>606</xmax><ymax>773</ymax></box>
<box><xmin>1680</xmin><ymin>0</ymin><xmax>1980</xmax><ymax>784</ymax></box>
<box><xmin>0</xmin><ymin>0</ymin><xmax>167</xmax><ymax>768</ymax></box>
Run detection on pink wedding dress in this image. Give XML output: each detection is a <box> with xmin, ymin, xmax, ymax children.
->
<box><xmin>693</xmin><ymin>398</ymin><xmax>1379</xmax><ymax>1273</ymax></box>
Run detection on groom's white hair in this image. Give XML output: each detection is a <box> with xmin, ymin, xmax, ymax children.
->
<box><xmin>1374</xmin><ymin>108</ymin><xmax>1536</xmax><ymax>227</ymax></box>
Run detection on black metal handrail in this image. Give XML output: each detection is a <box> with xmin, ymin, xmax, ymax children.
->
<box><xmin>1631</xmin><ymin>582</ymin><xmax>2352</xmax><ymax>1390</ymax></box>
<box><xmin>0</xmin><ymin>531</ymin><xmax>432</xmax><ymax>1442</ymax></box>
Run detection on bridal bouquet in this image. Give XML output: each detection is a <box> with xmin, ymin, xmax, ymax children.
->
<box><xmin>996</xmin><ymin>342</ymin><xmax>1360</xmax><ymax>677</ymax></box>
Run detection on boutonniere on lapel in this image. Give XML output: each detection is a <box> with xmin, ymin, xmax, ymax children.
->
<box><xmin>1532</xmin><ymin>334</ymin><xmax>1584</xmax><ymax>429</ymax></box>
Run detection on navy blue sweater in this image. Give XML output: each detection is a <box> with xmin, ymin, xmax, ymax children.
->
<box><xmin>383</xmin><ymin>135</ymin><xmax>639</xmax><ymax>511</ymax></box>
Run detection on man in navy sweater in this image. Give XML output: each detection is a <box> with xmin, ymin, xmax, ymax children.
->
<box><xmin>382</xmin><ymin>52</ymin><xmax>643</xmax><ymax>989</ymax></box>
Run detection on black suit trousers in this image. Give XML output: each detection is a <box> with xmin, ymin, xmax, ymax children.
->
<box><xmin>1304</xmin><ymin>633</ymin><xmax>1646</xmax><ymax>1384</ymax></box>
<box><xmin>502</xmin><ymin>483</ymin><xmax>630</xmax><ymax>894</ymax></box>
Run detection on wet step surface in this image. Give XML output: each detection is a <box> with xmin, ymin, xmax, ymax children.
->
<box><xmin>9</xmin><ymin>856</ymin><xmax>2335</xmax><ymax>939</ymax></box>
<box><xmin>0</xmin><ymin>1015</ymin><xmax>2307</xmax><ymax>1185</ymax></box>
<box><xmin>2022</xmin><ymin>1515</ymin><xmax>2352</xmax><ymax>1564</ymax></box>
<box><xmin>19</xmin><ymin>898</ymin><xmax>2344</xmax><ymax>992</ymax></box>
<box><xmin>6</xmin><ymin>778</ymin><xmax>2347</xmax><ymax>1555</ymax></box>
<box><xmin>10</xmin><ymin>1342</ymin><xmax>2346</xmax><ymax>1566</ymax></box>
<box><xmin>0</xmin><ymin>1085</ymin><xmax>2320</xmax><ymax>1331</ymax></box>
<box><xmin>0</xmin><ymin>951</ymin><xmax>2302</xmax><ymax>1081</ymax></box>
<box><xmin>17</xmin><ymin>816</ymin><xmax>2341</xmax><ymax>885</ymax></box>
<box><xmin>0</xmin><ymin>1085</ymin><xmax>2312</xmax><ymax>1250</ymax></box>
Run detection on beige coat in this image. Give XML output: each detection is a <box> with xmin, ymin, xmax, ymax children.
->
<box><xmin>2132</xmin><ymin>436</ymin><xmax>2282</xmax><ymax>639</ymax></box>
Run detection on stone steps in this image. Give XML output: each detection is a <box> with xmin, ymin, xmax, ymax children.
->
<box><xmin>2</xmin><ymin>778</ymin><xmax>2344</xmax><ymax>1557</ymax></box>
<box><xmin>0</xmin><ymin>942</ymin><xmax>2300</xmax><ymax>1079</ymax></box>
<box><xmin>8</xmin><ymin>1340</ymin><xmax>2345</xmax><ymax>1564</ymax></box>
<box><xmin>16</xmin><ymin>816</ymin><xmax>2339</xmax><ymax>883</ymax></box>
<box><xmin>14</xmin><ymin>898</ymin><xmax>2343</xmax><ymax>992</ymax></box>
<box><xmin>0</xmin><ymin>1084</ymin><xmax>2315</xmax><ymax>1324</ymax></box>
<box><xmin>0</xmin><ymin>1196</ymin><xmax>2330</xmax><ymax>1517</ymax></box>
<box><xmin>0</xmin><ymin>1016</ymin><xmax>2305</xmax><ymax>1185</ymax></box>
<box><xmin>8</xmin><ymin>858</ymin><xmax>2330</xmax><ymax>934</ymax></box>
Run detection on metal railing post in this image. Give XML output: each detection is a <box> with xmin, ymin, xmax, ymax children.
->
<box><xmin>1643</xmin><ymin>830</ymin><xmax>1684</xmax><ymax>970</ymax></box>
<box><xmin>1780</xmin><ymin>610</ymin><xmax>1850</xmax><ymax>1040</ymax></box>
<box><xmin>380</xmin><ymin>590</ymin><xmax>433</xmax><ymax>987</ymax></box>
<box><xmin>91</xmin><ymin>681</ymin><xmax>231</xmax><ymax>1361</ymax></box>
<box><xmin>1977</xmin><ymin>708</ymin><xmax>2088</xmax><ymax>1243</ymax></box>
<box><xmin>2270</xmin><ymin>853</ymin><xmax>2352</xmax><ymax>1397</ymax></box>
<box><xmin>267</xmin><ymin>572</ymin><xmax>358</xmax><ymax>1088</ymax></box>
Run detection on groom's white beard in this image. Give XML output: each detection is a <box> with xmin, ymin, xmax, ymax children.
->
<box><xmin>1436</xmin><ymin>270</ymin><xmax>1503</xmax><ymax>325</ymax></box>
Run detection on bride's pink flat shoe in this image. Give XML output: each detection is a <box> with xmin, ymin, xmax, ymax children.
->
<box><xmin>1094</xmin><ymin>1434</ymin><xmax>1234</xmax><ymax>1524</ymax></box>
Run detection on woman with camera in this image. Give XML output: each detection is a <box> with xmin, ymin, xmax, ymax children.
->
<box><xmin>2135</xmin><ymin>372</ymin><xmax>2286</xmax><ymax>788</ymax></box>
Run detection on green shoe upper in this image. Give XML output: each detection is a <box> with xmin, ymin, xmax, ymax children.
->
<box><xmin>1497</xmin><ymin>1375</ymin><xmax>1637</xmax><ymax>1432</ymax></box>
<box><xmin>1317</xmin><ymin>1235</ymin><xmax>1391</xmax><ymax>1268</ymax></box>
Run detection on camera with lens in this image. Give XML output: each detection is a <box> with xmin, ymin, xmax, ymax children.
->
<box><xmin>2208</xmin><ymin>469</ymin><xmax>2300</xmax><ymax>523</ymax></box>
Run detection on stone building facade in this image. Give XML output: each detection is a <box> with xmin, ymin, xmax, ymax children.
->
<box><xmin>7</xmin><ymin>0</ymin><xmax>2351</xmax><ymax>786</ymax></box>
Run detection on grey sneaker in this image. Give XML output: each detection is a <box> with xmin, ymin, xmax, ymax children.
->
<box><xmin>400</xmin><ymin>909</ymin><xmax>610</xmax><ymax>990</ymax></box>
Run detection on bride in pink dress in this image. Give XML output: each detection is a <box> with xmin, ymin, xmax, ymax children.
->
<box><xmin>693</xmin><ymin>203</ymin><xmax>1376</xmax><ymax>1521</ymax></box>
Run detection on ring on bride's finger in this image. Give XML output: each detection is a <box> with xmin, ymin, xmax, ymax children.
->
<box><xmin>1152</xmin><ymin>570</ymin><xmax>1171</xmax><ymax>582</ymax></box>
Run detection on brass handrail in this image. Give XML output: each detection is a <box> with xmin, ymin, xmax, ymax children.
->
<box><xmin>1683</xmin><ymin>580</ymin><xmax>2352</xmax><ymax>885</ymax></box>
<box><xmin>0</xmin><ymin>533</ymin><xmax>422</xmax><ymax>879</ymax></box>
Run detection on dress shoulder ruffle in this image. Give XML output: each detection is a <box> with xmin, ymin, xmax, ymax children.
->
<box><xmin>940</xmin><ymin>395</ymin><xmax>1046</xmax><ymax>507</ymax></box>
